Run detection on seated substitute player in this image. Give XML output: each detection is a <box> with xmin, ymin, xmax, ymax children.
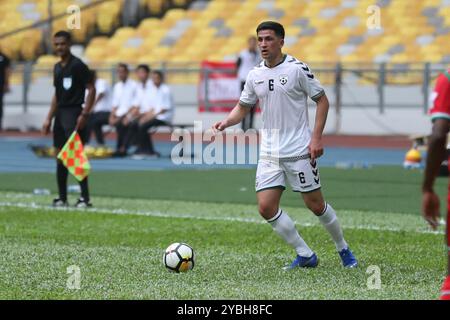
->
<box><xmin>85</xmin><ymin>70</ymin><xmax>112</xmax><ymax>147</ymax></box>
<box><xmin>42</xmin><ymin>31</ymin><xmax>96</xmax><ymax>208</ymax></box>
<box><xmin>129</xmin><ymin>70</ymin><xmax>173</xmax><ymax>157</ymax></box>
<box><xmin>213</xmin><ymin>21</ymin><xmax>357</xmax><ymax>269</ymax></box>
<box><xmin>422</xmin><ymin>68</ymin><xmax>450</xmax><ymax>300</ymax></box>
<box><xmin>109</xmin><ymin>63</ymin><xmax>138</xmax><ymax>157</ymax></box>
<box><xmin>120</xmin><ymin>64</ymin><xmax>154</xmax><ymax>155</ymax></box>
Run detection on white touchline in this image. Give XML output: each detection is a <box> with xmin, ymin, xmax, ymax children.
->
<box><xmin>0</xmin><ymin>201</ymin><xmax>264</xmax><ymax>223</ymax></box>
<box><xmin>0</xmin><ymin>201</ymin><xmax>444</xmax><ymax>235</ymax></box>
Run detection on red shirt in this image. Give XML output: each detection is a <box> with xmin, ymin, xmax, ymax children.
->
<box><xmin>429</xmin><ymin>70</ymin><xmax>450</xmax><ymax>248</ymax></box>
<box><xmin>429</xmin><ymin>69</ymin><xmax>450</xmax><ymax>121</ymax></box>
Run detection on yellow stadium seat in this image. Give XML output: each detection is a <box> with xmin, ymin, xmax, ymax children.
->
<box><xmin>146</xmin><ymin>0</ymin><xmax>166</xmax><ymax>15</ymax></box>
<box><xmin>421</xmin><ymin>53</ymin><xmax>443</xmax><ymax>63</ymax></box>
<box><xmin>106</xmin><ymin>38</ymin><xmax>125</xmax><ymax>52</ymax></box>
<box><xmin>89</xmin><ymin>36</ymin><xmax>109</xmax><ymax>48</ymax></box>
<box><xmin>137</xmin><ymin>18</ymin><xmax>161</xmax><ymax>37</ymax></box>
<box><xmin>96</xmin><ymin>1</ymin><xmax>122</xmax><ymax>33</ymax></box>
<box><xmin>85</xmin><ymin>47</ymin><xmax>107</xmax><ymax>63</ymax></box>
<box><xmin>423</xmin><ymin>0</ymin><xmax>442</xmax><ymax>5</ymax></box>
<box><xmin>137</xmin><ymin>54</ymin><xmax>165</xmax><ymax>65</ymax></box>
<box><xmin>389</xmin><ymin>53</ymin><xmax>410</xmax><ymax>64</ymax></box>
<box><xmin>117</xmin><ymin>48</ymin><xmax>141</xmax><ymax>64</ymax></box>
<box><xmin>20</xmin><ymin>30</ymin><xmax>42</xmax><ymax>61</ymax></box>
<box><xmin>36</xmin><ymin>54</ymin><xmax>59</xmax><ymax>67</ymax></box>
<box><xmin>113</xmin><ymin>27</ymin><xmax>137</xmax><ymax>40</ymax></box>
<box><xmin>22</xmin><ymin>0</ymin><xmax>445</xmax><ymax>73</ymax></box>
<box><xmin>163</xmin><ymin>8</ymin><xmax>186</xmax><ymax>22</ymax></box>
<box><xmin>434</xmin><ymin>35</ymin><xmax>450</xmax><ymax>47</ymax></box>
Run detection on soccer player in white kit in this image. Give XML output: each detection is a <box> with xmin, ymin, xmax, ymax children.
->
<box><xmin>213</xmin><ymin>21</ymin><xmax>358</xmax><ymax>269</ymax></box>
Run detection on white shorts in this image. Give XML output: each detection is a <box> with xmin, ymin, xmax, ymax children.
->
<box><xmin>255</xmin><ymin>156</ymin><xmax>321</xmax><ymax>193</ymax></box>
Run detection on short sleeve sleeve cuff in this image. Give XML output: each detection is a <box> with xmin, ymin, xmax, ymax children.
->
<box><xmin>311</xmin><ymin>89</ymin><xmax>325</xmax><ymax>102</ymax></box>
<box><xmin>431</xmin><ymin>112</ymin><xmax>450</xmax><ymax>121</ymax></box>
<box><xmin>239</xmin><ymin>100</ymin><xmax>256</xmax><ymax>108</ymax></box>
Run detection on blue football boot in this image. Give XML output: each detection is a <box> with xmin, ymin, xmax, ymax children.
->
<box><xmin>283</xmin><ymin>253</ymin><xmax>319</xmax><ymax>270</ymax></box>
<box><xmin>339</xmin><ymin>247</ymin><xmax>358</xmax><ymax>268</ymax></box>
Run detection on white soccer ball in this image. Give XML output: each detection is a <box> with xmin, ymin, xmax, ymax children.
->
<box><xmin>163</xmin><ymin>242</ymin><xmax>195</xmax><ymax>273</ymax></box>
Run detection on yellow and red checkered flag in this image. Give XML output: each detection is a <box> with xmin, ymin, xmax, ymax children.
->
<box><xmin>57</xmin><ymin>131</ymin><xmax>91</xmax><ymax>181</ymax></box>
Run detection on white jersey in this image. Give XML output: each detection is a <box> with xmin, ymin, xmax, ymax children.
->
<box><xmin>112</xmin><ymin>79</ymin><xmax>138</xmax><ymax>117</ymax></box>
<box><xmin>133</xmin><ymin>79</ymin><xmax>155</xmax><ymax>113</ymax></box>
<box><xmin>147</xmin><ymin>84</ymin><xmax>174</xmax><ymax>123</ymax></box>
<box><xmin>92</xmin><ymin>78</ymin><xmax>112</xmax><ymax>113</ymax></box>
<box><xmin>239</xmin><ymin>54</ymin><xmax>325</xmax><ymax>158</ymax></box>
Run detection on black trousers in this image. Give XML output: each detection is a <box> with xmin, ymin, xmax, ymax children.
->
<box><xmin>52</xmin><ymin>106</ymin><xmax>89</xmax><ymax>201</ymax></box>
<box><xmin>53</xmin><ymin>107</ymin><xmax>87</xmax><ymax>149</ymax></box>
<box><xmin>125</xmin><ymin>118</ymin><xmax>167</xmax><ymax>154</ymax></box>
<box><xmin>86</xmin><ymin>111</ymin><xmax>110</xmax><ymax>145</ymax></box>
<box><xmin>240</xmin><ymin>81</ymin><xmax>255</xmax><ymax>131</ymax></box>
<box><xmin>0</xmin><ymin>93</ymin><xmax>3</xmax><ymax>130</ymax></box>
<box><xmin>115</xmin><ymin>119</ymin><xmax>132</xmax><ymax>152</ymax></box>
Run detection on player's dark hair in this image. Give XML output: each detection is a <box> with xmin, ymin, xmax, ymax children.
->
<box><xmin>136</xmin><ymin>64</ymin><xmax>150</xmax><ymax>73</ymax></box>
<box><xmin>53</xmin><ymin>30</ymin><xmax>72</xmax><ymax>42</ymax></box>
<box><xmin>152</xmin><ymin>70</ymin><xmax>164</xmax><ymax>81</ymax></box>
<box><xmin>256</xmin><ymin>21</ymin><xmax>285</xmax><ymax>39</ymax></box>
<box><xmin>117</xmin><ymin>63</ymin><xmax>129</xmax><ymax>72</ymax></box>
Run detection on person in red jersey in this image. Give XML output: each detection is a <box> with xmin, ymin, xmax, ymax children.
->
<box><xmin>422</xmin><ymin>68</ymin><xmax>450</xmax><ymax>300</ymax></box>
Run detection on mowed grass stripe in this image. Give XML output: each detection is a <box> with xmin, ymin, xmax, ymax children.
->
<box><xmin>0</xmin><ymin>206</ymin><xmax>445</xmax><ymax>299</ymax></box>
<box><xmin>0</xmin><ymin>192</ymin><xmax>445</xmax><ymax>235</ymax></box>
<box><xmin>0</xmin><ymin>166</ymin><xmax>447</xmax><ymax>215</ymax></box>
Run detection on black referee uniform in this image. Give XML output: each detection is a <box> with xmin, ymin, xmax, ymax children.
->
<box><xmin>0</xmin><ymin>51</ymin><xmax>10</xmax><ymax>130</ymax></box>
<box><xmin>53</xmin><ymin>53</ymin><xmax>91</xmax><ymax>204</ymax></box>
<box><xmin>53</xmin><ymin>54</ymin><xmax>90</xmax><ymax>147</ymax></box>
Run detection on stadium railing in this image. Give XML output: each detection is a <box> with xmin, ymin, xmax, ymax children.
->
<box><xmin>4</xmin><ymin>61</ymin><xmax>448</xmax><ymax>115</ymax></box>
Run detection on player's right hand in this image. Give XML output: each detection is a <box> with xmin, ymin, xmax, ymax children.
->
<box><xmin>42</xmin><ymin>118</ymin><xmax>51</xmax><ymax>135</ymax></box>
<box><xmin>422</xmin><ymin>190</ymin><xmax>441</xmax><ymax>230</ymax></box>
<box><xmin>212</xmin><ymin>120</ymin><xmax>227</xmax><ymax>134</ymax></box>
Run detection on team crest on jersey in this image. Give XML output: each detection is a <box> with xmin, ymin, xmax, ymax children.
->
<box><xmin>279</xmin><ymin>75</ymin><xmax>288</xmax><ymax>85</ymax></box>
<box><xmin>63</xmin><ymin>77</ymin><xmax>72</xmax><ymax>90</ymax></box>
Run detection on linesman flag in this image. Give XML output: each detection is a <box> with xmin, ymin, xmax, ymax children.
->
<box><xmin>57</xmin><ymin>131</ymin><xmax>91</xmax><ymax>181</ymax></box>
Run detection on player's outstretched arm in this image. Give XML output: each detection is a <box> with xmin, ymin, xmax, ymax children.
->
<box><xmin>309</xmin><ymin>93</ymin><xmax>329</xmax><ymax>160</ymax></box>
<box><xmin>422</xmin><ymin>118</ymin><xmax>449</xmax><ymax>229</ymax></box>
<box><xmin>212</xmin><ymin>103</ymin><xmax>250</xmax><ymax>133</ymax></box>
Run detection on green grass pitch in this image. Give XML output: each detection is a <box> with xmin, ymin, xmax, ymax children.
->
<box><xmin>0</xmin><ymin>166</ymin><xmax>447</xmax><ymax>299</ymax></box>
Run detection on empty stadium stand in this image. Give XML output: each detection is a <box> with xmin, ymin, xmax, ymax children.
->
<box><xmin>1</xmin><ymin>0</ymin><xmax>449</xmax><ymax>85</ymax></box>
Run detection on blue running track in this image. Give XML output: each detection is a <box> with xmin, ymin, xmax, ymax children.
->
<box><xmin>0</xmin><ymin>136</ymin><xmax>408</xmax><ymax>173</ymax></box>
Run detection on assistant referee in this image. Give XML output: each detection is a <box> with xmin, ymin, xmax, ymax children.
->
<box><xmin>42</xmin><ymin>31</ymin><xmax>96</xmax><ymax>208</ymax></box>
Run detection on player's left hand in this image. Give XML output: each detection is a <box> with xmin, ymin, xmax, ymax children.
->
<box><xmin>76</xmin><ymin>114</ymin><xmax>88</xmax><ymax>131</ymax></box>
<box><xmin>309</xmin><ymin>137</ymin><xmax>324</xmax><ymax>160</ymax></box>
<box><xmin>422</xmin><ymin>190</ymin><xmax>441</xmax><ymax>230</ymax></box>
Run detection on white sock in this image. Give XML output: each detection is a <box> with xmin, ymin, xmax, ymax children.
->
<box><xmin>318</xmin><ymin>203</ymin><xmax>348</xmax><ymax>251</ymax></box>
<box><xmin>267</xmin><ymin>209</ymin><xmax>314</xmax><ymax>257</ymax></box>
